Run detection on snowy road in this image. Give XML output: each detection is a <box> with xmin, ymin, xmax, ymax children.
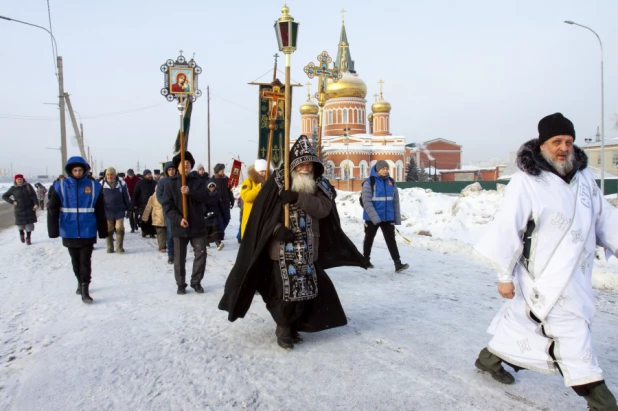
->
<box><xmin>0</xmin><ymin>203</ymin><xmax>616</xmax><ymax>410</ymax></box>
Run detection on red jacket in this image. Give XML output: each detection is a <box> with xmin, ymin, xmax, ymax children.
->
<box><xmin>124</xmin><ymin>175</ymin><xmax>141</xmax><ymax>200</ymax></box>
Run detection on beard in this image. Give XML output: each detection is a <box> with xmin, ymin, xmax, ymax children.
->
<box><xmin>540</xmin><ymin>149</ymin><xmax>575</xmax><ymax>177</ymax></box>
<box><xmin>291</xmin><ymin>170</ymin><xmax>316</xmax><ymax>194</ymax></box>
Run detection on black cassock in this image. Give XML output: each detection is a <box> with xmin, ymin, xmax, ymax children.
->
<box><xmin>218</xmin><ymin>171</ymin><xmax>366</xmax><ymax>332</ymax></box>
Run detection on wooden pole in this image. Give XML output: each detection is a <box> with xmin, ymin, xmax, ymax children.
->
<box><xmin>284</xmin><ymin>55</ymin><xmax>291</xmax><ymax>228</ymax></box>
<box><xmin>179</xmin><ymin>98</ymin><xmax>188</xmax><ymax>219</ymax></box>
<box><xmin>317</xmin><ymin>105</ymin><xmax>323</xmax><ymax>158</ymax></box>
<box><xmin>207</xmin><ymin>85</ymin><xmax>211</xmax><ymax>176</ymax></box>
<box><xmin>266</xmin><ymin>119</ymin><xmax>275</xmax><ymax>180</ymax></box>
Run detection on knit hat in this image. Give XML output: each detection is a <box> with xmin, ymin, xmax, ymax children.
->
<box><xmin>207</xmin><ymin>181</ymin><xmax>217</xmax><ymax>189</ymax></box>
<box><xmin>254</xmin><ymin>159</ymin><xmax>268</xmax><ymax>172</ymax></box>
<box><xmin>197</xmin><ymin>163</ymin><xmax>205</xmax><ymax>171</ymax></box>
<box><xmin>105</xmin><ymin>167</ymin><xmax>117</xmax><ymax>175</ymax></box>
<box><xmin>127</xmin><ymin>169</ymin><xmax>135</xmax><ymax>176</ymax></box>
<box><xmin>143</xmin><ymin>169</ymin><xmax>152</xmax><ymax>176</ymax></box>
<box><xmin>375</xmin><ymin>160</ymin><xmax>389</xmax><ymax>172</ymax></box>
<box><xmin>214</xmin><ymin>163</ymin><xmax>225</xmax><ymax>174</ymax></box>
<box><xmin>14</xmin><ymin>174</ymin><xmax>24</xmax><ymax>181</ymax></box>
<box><xmin>538</xmin><ymin>113</ymin><xmax>575</xmax><ymax>145</ymax></box>
<box><xmin>172</xmin><ymin>151</ymin><xmax>196</xmax><ymax>170</ymax></box>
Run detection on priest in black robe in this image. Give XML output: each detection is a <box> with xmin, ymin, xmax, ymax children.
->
<box><xmin>219</xmin><ymin>135</ymin><xmax>366</xmax><ymax>349</ymax></box>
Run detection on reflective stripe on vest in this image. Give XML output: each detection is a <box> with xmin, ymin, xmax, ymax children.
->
<box><xmin>60</xmin><ymin>207</ymin><xmax>96</xmax><ymax>213</ymax></box>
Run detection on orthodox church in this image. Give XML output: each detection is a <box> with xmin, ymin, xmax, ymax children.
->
<box><xmin>297</xmin><ymin>17</ymin><xmax>409</xmax><ymax>182</ymax></box>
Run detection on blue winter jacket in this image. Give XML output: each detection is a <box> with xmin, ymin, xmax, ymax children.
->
<box><xmin>101</xmin><ymin>177</ymin><xmax>131</xmax><ymax>220</ymax></box>
<box><xmin>361</xmin><ymin>166</ymin><xmax>401</xmax><ymax>225</ymax></box>
<box><xmin>55</xmin><ymin>157</ymin><xmax>102</xmax><ymax>239</ymax></box>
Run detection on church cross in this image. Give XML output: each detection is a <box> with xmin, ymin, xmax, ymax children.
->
<box><xmin>341</xmin><ymin>8</ymin><xmax>346</xmax><ymax>23</ymax></box>
<box><xmin>305</xmin><ymin>82</ymin><xmax>312</xmax><ymax>101</ymax></box>
<box><xmin>303</xmin><ymin>51</ymin><xmax>342</xmax><ymax>94</ymax></box>
<box><xmin>261</xmin><ymin>83</ymin><xmax>286</xmax><ymax>120</ymax></box>
<box><xmin>373</xmin><ymin>93</ymin><xmax>379</xmax><ymax>102</ymax></box>
<box><xmin>179</xmin><ymin>50</ymin><xmax>184</xmax><ymax>56</ymax></box>
<box><xmin>260</xmin><ymin>147</ymin><xmax>266</xmax><ymax>157</ymax></box>
<box><xmin>378</xmin><ymin>79</ymin><xmax>385</xmax><ymax>99</ymax></box>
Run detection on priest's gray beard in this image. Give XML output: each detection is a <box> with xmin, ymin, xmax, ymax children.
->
<box><xmin>540</xmin><ymin>149</ymin><xmax>575</xmax><ymax>177</ymax></box>
<box><xmin>291</xmin><ymin>170</ymin><xmax>316</xmax><ymax>194</ymax></box>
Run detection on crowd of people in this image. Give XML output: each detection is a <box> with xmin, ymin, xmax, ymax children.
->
<box><xmin>3</xmin><ymin>112</ymin><xmax>618</xmax><ymax>409</ymax></box>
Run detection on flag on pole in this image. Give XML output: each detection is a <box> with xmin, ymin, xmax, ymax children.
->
<box><xmin>228</xmin><ymin>160</ymin><xmax>242</xmax><ymax>188</ymax></box>
<box><xmin>173</xmin><ymin>97</ymin><xmax>193</xmax><ymax>154</ymax></box>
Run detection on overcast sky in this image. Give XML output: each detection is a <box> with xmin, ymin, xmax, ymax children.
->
<box><xmin>1</xmin><ymin>0</ymin><xmax>617</xmax><ymax>177</ymax></box>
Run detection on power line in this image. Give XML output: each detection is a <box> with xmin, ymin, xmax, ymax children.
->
<box><xmin>0</xmin><ymin>102</ymin><xmax>169</xmax><ymax>121</ymax></box>
<box><xmin>46</xmin><ymin>0</ymin><xmax>57</xmax><ymax>75</ymax></box>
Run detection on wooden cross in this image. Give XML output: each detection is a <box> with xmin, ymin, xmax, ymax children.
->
<box><xmin>261</xmin><ymin>83</ymin><xmax>286</xmax><ymax>120</ymax></box>
<box><xmin>304</xmin><ymin>51</ymin><xmax>341</xmax><ymax>94</ymax></box>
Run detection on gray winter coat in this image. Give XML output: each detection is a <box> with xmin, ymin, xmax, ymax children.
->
<box><xmin>2</xmin><ymin>183</ymin><xmax>38</xmax><ymax>226</ymax></box>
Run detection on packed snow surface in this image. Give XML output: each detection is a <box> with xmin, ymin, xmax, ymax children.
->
<box><xmin>0</xmin><ymin>186</ymin><xmax>616</xmax><ymax>410</ymax></box>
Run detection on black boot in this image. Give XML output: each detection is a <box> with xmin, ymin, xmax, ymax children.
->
<box><xmin>76</xmin><ymin>280</ymin><xmax>82</xmax><ymax>295</ymax></box>
<box><xmin>291</xmin><ymin>328</ymin><xmax>303</xmax><ymax>344</ymax></box>
<box><xmin>19</xmin><ymin>230</ymin><xmax>25</xmax><ymax>243</ymax></box>
<box><xmin>191</xmin><ymin>284</ymin><xmax>205</xmax><ymax>294</ymax></box>
<box><xmin>364</xmin><ymin>256</ymin><xmax>374</xmax><ymax>269</ymax></box>
<box><xmin>26</xmin><ymin>232</ymin><xmax>32</xmax><ymax>246</ymax></box>
<box><xmin>581</xmin><ymin>381</ymin><xmax>618</xmax><ymax>411</ymax></box>
<box><xmin>81</xmin><ymin>283</ymin><xmax>93</xmax><ymax>304</ymax></box>
<box><xmin>395</xmin><ymin>260</ymin><xmax>409</xmax><ymax>273</ymax></box>
<box><xmin>275</xmin><ymin>326</ymin><xmax>294</xmax><ymax>349</ymax></box>
<box><xmin>177</xmin><ymin>285</ymin><xmax>187</xmax><ymax>295</ymax></box>
<box><xmin>475</xmin><ymin>348</ymin><xmax>515</xmax><ymax>385</ymax></box>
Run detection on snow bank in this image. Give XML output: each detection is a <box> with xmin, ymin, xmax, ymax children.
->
<box><xmin>335</xmin><ymin>184</ymin><xmax>618</xmax><ymax>291</ymax></box>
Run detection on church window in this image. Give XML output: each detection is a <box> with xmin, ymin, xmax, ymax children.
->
<box><xmin>328</xmin><ymin>110</ymin><xmax>333</xmax><ymax>125</ymax></box>
<box><xmin>343</xmin><ymin>109</ymin><xmax>348</xmax><ymax>123</ymax></box>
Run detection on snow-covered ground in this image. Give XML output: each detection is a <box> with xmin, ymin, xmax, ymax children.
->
<box><xmin>0</xmin><ymin>186</ymin><xmax>616</xmax><ymax>410</ymax></box>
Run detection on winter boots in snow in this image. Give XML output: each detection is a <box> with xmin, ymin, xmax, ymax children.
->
<box><xmin>76</xmin><ymin>280</ymin><xmax>82</xmax><ymax>295</ymax></box>
<box><xmin>106</xmin><ymin>236</ymin><xmax>114</xmax><ymax>253</ymax></box>
<box><xmin>25</xmin><ymin>232</ymin><xmax>31</xmax><ymax>246</ymax></box>
<box><xmin>291</xmin><ymin>328</ymin><xmax>303</xmax><ymax>344</ymax></box>
<box><xmin>579</xmin><ymin>381</ymin><xmax>618</xmax><ymax>411</ymax></box>
<box><xmin>395</xmin><ymin>260</ymin><xmax>409</xmax><ymax>273</ymax></box>
<box><xmin>475</xmin><ymin>348</ymin><xmax>515</xmax><ymax>385</ymax></box>
<box><xmin>116</xmin><ymin>231</ymin><xmax>125</xmax><ymax>253</ymax></box>
<box><xmin>19</xmin><ymin>230</ymin><xmax>25</xmax><ymax>243</ymax></box>
<box><xmin>276</xmin><ymin>326</ymin><xmax>294</xmax><ymax>349</ymax></box>
<box><xmin>216</xmin><ymin>241</ymin><xmax>225</xmax><ymax>251</ymax></box>
<box><xmin>191</xmin><ymin>284</ymin><xmax>205</xmax><ymax>294</ymax></box>
<box><xmin>363</xmin><ymin>256</ymin><xmax>374</xmax><ymax>269</ymax></box>
<box><xmin>81</xmin><ymin>283</ymin><xmax>93</xmax><ymax>304</ymax></box>
<box><xmin>177</xmin><ymin>285</ymin><xmax>187</xmax><ymax>295</ymax></box>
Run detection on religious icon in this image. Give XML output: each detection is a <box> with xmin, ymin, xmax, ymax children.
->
<box><xmin>170</xmin><ymin>68</ymin><xmax>193</xmax><ymax>94</ymax></box>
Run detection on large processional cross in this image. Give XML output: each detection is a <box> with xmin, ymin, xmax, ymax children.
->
<box><xmin>303</xmin><ymin>51</ymin><xmax>342</xmax><ymax>157</ymax></box>
<box><xmin>260</xmin><ymin>80</ymin><xmax>286</xmax><ymax>178</ymax></box>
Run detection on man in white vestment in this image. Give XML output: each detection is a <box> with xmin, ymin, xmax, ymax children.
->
<box><xmin>475</xmin><ymin>113</ymin><xmax>618</xmax><ymax>411</ymax></box>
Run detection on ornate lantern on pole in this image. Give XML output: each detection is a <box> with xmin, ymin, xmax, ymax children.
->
<box><xmin>274</xmin><ymin>3</ymin><xmax>299</xmax><ymax>228</ymax></box>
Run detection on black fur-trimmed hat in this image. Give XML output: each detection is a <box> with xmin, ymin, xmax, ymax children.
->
<box><xmin>538</xmin><ymin>113</ymin><xmax>575</xmax><ymax>145</ymax></box>
<box><xmin>172</xmin><ymin>151</ymin><xmax>196</xmax><ymax>170</ymax></box>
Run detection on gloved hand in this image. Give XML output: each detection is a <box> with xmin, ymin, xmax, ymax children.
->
<box><xmin>279</xmin><ymin>190</ymin><xmax>299</xmax><ymax>205</ymax></box>
<box><xmin>274</xmin><ymin>226</ymin><xmax>294</xmax><ymax>242</ymax></box>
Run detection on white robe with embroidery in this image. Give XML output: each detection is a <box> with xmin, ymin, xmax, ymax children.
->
<box><xmin>475</xmin><ymin>168</ymin><xmax>618</xmax><ymax>386</ymax></box>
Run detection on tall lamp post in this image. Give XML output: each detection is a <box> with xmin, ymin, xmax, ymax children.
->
<box><xmin>1</xmin><ymin>15</ymin><xmax>67</xmax><ymax>175</ymax></box>
<box><xmin>564</xmin><ymin>20</ymin><xmax>605</xmax><ymax>193</ymax></box>
<box><xmin>274</xmin><ymin>3</ymin><xmax>299</xmax><ymax>228</ymax></box>
<box><xmin>343</xmin><ymin>127</ymin><xmax>351</xmax><ymax>191</ymax></box>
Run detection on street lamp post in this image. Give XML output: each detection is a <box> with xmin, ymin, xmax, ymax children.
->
<box><xmin>565</xmin><ymin>20</ymin><xmax>605</xmax><ymax>193</ymax></box>
<box><xmin>343</xmin><ymin>127</ymin><xmax>351</xmax><ymax>191</ymax></box>
<box><xmin>274</xmin><ymin>3</ymin><xmax>299</xmax><ymax>228</ymax></box>
<box><xmin>1</xmin><ymin>15</ymin><xmax>67</xmax><ymax>174</ymax></box>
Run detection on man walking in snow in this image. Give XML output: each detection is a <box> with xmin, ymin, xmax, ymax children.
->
<box><xmin>101</xmin><ymin>167</ymin><xmax>131</xmax><ymax>253</ymax></box>
<box><xmin>48</xmin><ymin>157</ymin><xmax>108</xmax><ymax>304</ymax></box>
<box><xmin>162</xmin><ymin>152</ymin><xmax>211</xmax><ymax>295</ymax></box>
<box><xmin>124</xmin><ymin>169</ymin><xmax>140</xmax><ymax>233</ymax></box>
<box><xmin>208</xmin><ymin>163</ymin><xmax>235</xmax><ymax>235</ymax></box>
<box><xmin>219</xmin><ymin>135</ymin><xmax>366</xmax><ymax>349</ymax></box>
<box><xmin>361</xmin><ymin>160</ymin><xmax>409</xmax><ymax>273</ymax></box>
<box><xmin>474</xmin><ymin>113</ymin><xmax>618</xmax><ymax>410</ymax></box>
<box><xmin>132</xmin><ymin>169</ymin><xmax>157</xmax><ymax>238</ymax></box>
<box><xmin>157</xmin><ymin>162</ymin><xmax>176</xmax><ymax>265</ymax></box>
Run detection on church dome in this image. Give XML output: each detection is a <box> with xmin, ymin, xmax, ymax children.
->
<box><xmin>325</xmin><ymin>71</ymin><xmax>367</xmax><ymax>100</ymax></box>
<box><xmin>368</xmin><ymin>113</ymin><xmax>374</xmax><ymax>123</ymax></box>
<box><xmin>372</xmin><ymin>99</ymin><xmax>391</xmax><ymax>113</ymax></box>
<box><xmin>300</xmin><ymin>99</ymin><xmax>319</xmax><ymax>115</ymax></box>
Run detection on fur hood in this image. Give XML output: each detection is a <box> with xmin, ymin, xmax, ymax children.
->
<box><xmin>516</xmin><ymin>139</ymin><xmax>587</xmax><ymax>176</ymax></box>
<box><xmin>247</xmin><ymin>165</ymin><xmax>263</xmax><ymax>184</ymax></box>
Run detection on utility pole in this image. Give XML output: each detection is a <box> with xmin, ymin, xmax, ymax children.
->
<box><xmin>64</xmin><ymin>93</ymin><xmax>87</xmax><ymax>159</ymax></box>
<box><xmin>57</xmin><ymin>56</ymin><xmax>67</xmax><ymax>174</ymax></box>
<box><xmin>207</xmin><ymin>85</ymin><xmax>211</xmax><ymax>175</ymax></box>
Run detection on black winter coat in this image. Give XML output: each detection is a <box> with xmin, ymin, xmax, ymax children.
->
<box><xmin>162</xmin><ymin>174</ymin><xmax>211</xmax><ymax>238</ymax></box>
<box><xmin>2</xmin><ymin>183</ymin><xmax>38</xmax><ymax>226</ymax></box>
<box><xmin>207</xmin><ymin>176</ymin><xmax>235</xmax><ymax>208</ymax></box>
<box><xmin>132</xmin><ymin>178</ymin><xmax>156</xmax><ymax>212</ymax></box>
<box><xmin>204</xmin><ymin>189</ymin><xmax>225</xmax><ymax>227</ymax></box>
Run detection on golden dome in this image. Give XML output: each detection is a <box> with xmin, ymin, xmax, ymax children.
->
<box><xmin>300</xmin><ymin>100</ymin><xmax>319</xmax><ymax>115</ymax></box>
<box><xmin>368</xmin><ymin>113</ymin><xmax>374</xmax><ymax>122</ymax></box>
<box><xmin>372</xmin><ymin>99</ymin><xmax>391</xmax><ymax>113</ymax></box>
<box><xmin>325</xmin><ymin>71</ymin><xmax>367</xmax><ymax>100</ymax></box>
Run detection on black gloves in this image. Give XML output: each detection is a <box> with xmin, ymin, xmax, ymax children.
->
<box><xmin>279</xmin><ymin>190</ymin><xmax>299</xmax><ymax>205</ymax></box>
<box><xmin>274</xmin><ymin>226</ymin><xmax>294</xmax><ymax>242</ymax></box>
